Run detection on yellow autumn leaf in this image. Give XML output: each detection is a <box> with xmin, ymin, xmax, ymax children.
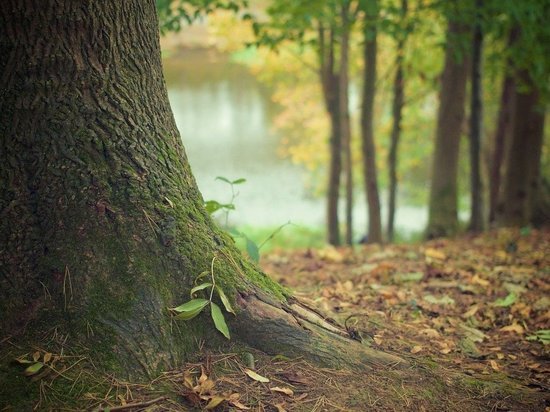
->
<box><xmin>471</xmin><ymin>275</ymin><xmax>489</xmax><ymax>287</ymax></box>
<box><xmin>424</xmin><ymin>248</ymin><xmax>446</xmax><ymax>260</ymax></box>
<box><xmin>205</xmin><ymin>396</ymin><xmax>225</xmax><ymax>409</ymax></box>
<box><xmin>489</xmin><ymin>360</ymin><xmax>500</xmax><ymax>371</ymax></box>
<box><xmin>500</xmin><ymin>323</ymin><xmax>524</xmax><ymax>334</ymax></box>
<box><xmin>270</xmin><ymin>386</ymin><xmax>294</xmax><ymax>396</ymax></box>
<box><xmin>244</xmin><ymin>368</ymin><xmax>269</xmax><ymax>383</ymax></box>
<box><xmin>411</xmin><ymin>345</ymin><xmax>423</xmax><ymax>354</ymax></box>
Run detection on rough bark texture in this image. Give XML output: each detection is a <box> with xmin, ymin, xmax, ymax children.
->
<box><xmin>496</xmin><ymin>72</ymin><xmax>545</xmax><ymax>227</ymax></box>
<box><xmin>426</xmin><ymin>20</ymin><xmax>469</xmax><ymax>239</ymax></box>
<box><xmin>319</xmin><ymin>26</ymin><xmax>342</xmax><ymax>246</ymax></box>
<box><xmin>0</xmin><ymin>0</ymin><xmax>251</xmax><ymax>379</ymax></box>
<box><xmin>0</xmin><ymin>0</ymin><xmax>404</xmax><ymax>382</ymax></box>
<box><xmin>360</xmin><ymin>0</ymin><xmax>383</xmax><ymax>243</ymax></box>
<box><xmin>468</xmin><ymin>0</ymin><xmax>484</xmax><ymax>232</ymax></box>
<box><xmin>387</xmin><ymin>0</ymin><xmax>407</xmax><ymax>242</ymax></box>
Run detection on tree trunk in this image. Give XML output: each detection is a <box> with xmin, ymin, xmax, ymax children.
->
<box><xmin>496</xmin><ymin>72</ymin><xmax>545</xmax><ymax>227</ymax></box>
<box><xmin>426</xmin><ymin>20</ymin><xmax>469</xmax><ymax>239</ymax></box>
<box><xmin>468</xmin><ymin>0</ymin><xmax>484</xmax><ymax>232</ymax></box>
<box><xmin>319</xmin><ymin>26</ymin><xmax>342</xmax><ymax>246</ymax></box>
<box><xmin>489</xmin><ymin>30</ymin><xmax>517</xmax><ymax>224</ymax></box>
<box><xmin>340</xmin><ymin>3</ymin><xmax>354</xmax><ymax>246</ymax></box>
<box><xmin>0</xmin><ymin>0</ymin><xmax>404</xmax><ymax>382</ymax></box>
<box><xmin>360</xmin><ymin>0</ymin><xmax>383</xmax><ymax>243</ymax></box>
<box><xmin>387</xmin><ymin>0</ymin><xmax>407</xmax><ymax>242</ymax></box>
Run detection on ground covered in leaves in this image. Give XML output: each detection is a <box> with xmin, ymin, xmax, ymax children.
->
<box><xmin>264</xmin><ymin>227</ymin><xmax>549</xmax><ymax>391</ymax></box>
<box><xmin>2</xmin><ymin>228</ymin><xmax>548</xmax><ymax>411</ymax></box>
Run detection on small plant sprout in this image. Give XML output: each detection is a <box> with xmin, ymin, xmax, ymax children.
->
<box><xmin>169</xmin><ymin>257</ymin><xmax>235</xmax><ymax>339</ymax></box>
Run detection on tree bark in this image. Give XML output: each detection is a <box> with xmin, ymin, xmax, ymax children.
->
<box><xmin>426</xmin><ymin>20</ymin><xmax>469</xmax><ymax>239</ymax></box>
<box><xmin>496</xmin><ymin>72</ymin><xmax>545</xmax><ymax>227</ymax></box>
<box><xmin>340</xmin><ymin>3</ymin><xmax>354</xmax><ymax>246</ymax></box>
<box><xmin>387</xmin><ymin>0</ymin><xmax>407</xmax><ymax>242</ymax></box>
<box><xmin>468</xmin><ymin>0</ymin><xmax>484</xmax><ymax>232</ymax></box>
<box><xmin>360</xmin><ymin>0</ymin><xmax>383</xmax><ymax>243</ymax></box>
<box><xmin>0</xmin><ymin>0</ymin><xmax>404</xmax><ymax>381</ymax></box>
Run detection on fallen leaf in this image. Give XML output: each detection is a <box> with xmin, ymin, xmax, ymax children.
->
<box><xmin>459</xmin><ymin>324</ymin><xmax>487</xmax><ymax>342</ymax></box>
<box><xmin>500</xmin><ymin>323</ymin><xmax>524</xmax><ymax>335</ymax></box>
<box><xmin>425</xmin><ymin>248</ymin><xmax>446</xmax><ymax>260</ymax></box>
<box><xmin>33</xmin><ymin>351</ymin><xmax>40</xmax><ymax>362</ymax></box>
<box><xmin>274</xmin><ymin>403</ymin><xmax>287</xmax><ymax>412</ymax></box>
<box><xmin>24</xmin><ymin>362</ymin><xmax>44</xmax><ymax>376</ymax></box>
<box><xmin>411</xmin><ymin>345</ymin><xmax>423</xmax><ymax>354</ymax></box>
<box><xmin>43</xmin><ymin>352</ymin><xmax>52</xmax><ymax>363</ymax></box>
<box><xmin>463</xmin><ymin>304</ymin><xmax>480</xmax><ymax>318</ymax></box>
<box><xmin>424</xmin><ymin>294</ymin><xmax>455</xmax><ymax>306</ymax></box>
<box><xmin>270</xmin><ymin>386</ymin><xmax>294</xmax><ymax>396</ymax></box>
<box><xmin>228</xmin><ymin>393</ymin><xmax>250</xmax><ymax>410</ymax></box>
<box><xmin>493</xmin><ymin>293</ymin><xmax>517</xmax><ymax>307</ymax></box>
<box><xmin>244</xmin><ymin>368</ymin><xmax>269</xmax><ymax>383</ymax></box>
<box><xmin>205</xmin><ymin>396</ymin><xmax>225</xmax><ymax>409</ymax></box>
<box><xmin>489</xmin><ymin>360</ymin><xmax>500</xmax><ymax>371</ymax></box>
<box><xmin>183</xmin><ymin>370</ymin><xmax>194</xmax><ymax>388</ymax></box>
<box><xmin>471</xmin><ymin>274</ymin><xmax>489</xmax><ymax>287</ymax></box>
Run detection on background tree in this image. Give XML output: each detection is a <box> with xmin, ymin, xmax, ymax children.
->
<box><xmin>360</xmin><ymin>0</ymin><xmax>383</xmax><ymax>243</ymax></box>
<box><xmin>387</xmin><ymin>0</ymin><xmax>408</xmax><ymax>242</ymax></box>
<box><xmin>426</xmin><ymin>12</ymin><xmax>470</xmax><ymax>239</ymax></box>
<box><xmin>468</xmin><ymin>0</ymin><xmax>484</xmax><ymax>232</ymax></box>
<box><xmin>253</xmin><ymin>0</ymin><xmax>359</xmax><ymax>245</ymax></box>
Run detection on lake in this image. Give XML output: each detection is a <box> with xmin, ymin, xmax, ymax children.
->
<box><xmin>163</xmin><ymin>48</ymin><xmax>428</xmax><ymax>240</ymax></box>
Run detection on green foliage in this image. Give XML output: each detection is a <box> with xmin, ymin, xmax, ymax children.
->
<box><xmin>526</xmin><ymin>329</ymin><xmax>550</xmax><ymax>345</ymax></box>
<box><xmin>156</xmin><ymin>0</ymin><xmax>248</xmax><ymax>34</ymax></box>
<box><xmin>170</xmin><ymin>257</ymin><xmax>233</xmax><ymax>339</ymax></box>
<box><xmin>205</xmin><ymin>177</ymin><xmax>289</xmax><ymax>261</ymax></box>
<box><xmin>493</xmin><ymin>292</ymin><xmax>517</xmax><ymax>307</ymax></box>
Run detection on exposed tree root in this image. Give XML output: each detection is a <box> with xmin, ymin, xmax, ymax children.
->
<box><xmin>233</xmin><ymin>292</ymin><xmax>408</xmax><ymax>370</ymax></box>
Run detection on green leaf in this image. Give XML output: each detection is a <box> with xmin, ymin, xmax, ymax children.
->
<box><xmin>210</xmin><ymin>302</ymin><xmax>230</xmax><ymax>339</ymax></box>
<box><xmin>493</xmin><ymin>293</ymin><xmax>517</xmax><ymax>307</ymax></box>
<box><xmin>204</xmin><ymin>200</ymin><xmax>235</xmax><ymax>214</ymax></box>
<box><xmin>215</xmin><ymin>176</ymin><xmax>232</xmax><ymax>184</ymax></box>
<box><xmin>424</xmin><ymin>294</ymin><xmax>455</xmax><ymax>306</ymax></box>
<box><xmin>24</xmin><ymin>362</ymin><xmax>44</xmax><ymax>376</ymax></box>
<box><xmin>526</xmin><ymin>329</ymin><xmax>550</xmax><ymax>345</ymax></box>
<box><xmin>245</xmin><ymin>237</ymin><xmax>260</xmax><ymax>263</ymax></box>
<box><xmin>216</xmin><ymin>286</ymin><xmax>235</xmax><ymax>314</ymax></box>
<box><xmin>232</xmin><ymin>178</ymin><xmax>246</xmax><ymax>184</ymax></box>
<box><xmin>394</xmin><ymin>272</ymin><xmax>424</xmax><ymax>283</ymax></box>
<box><xmin>190</xmin><ymin>283</ymin><xmax>213</xmax><ymax>297</ymax></box>
<box><xmin>171</xmin><ymin>298</ymin><xmax>209</xmax><ymax>313</ymax></box>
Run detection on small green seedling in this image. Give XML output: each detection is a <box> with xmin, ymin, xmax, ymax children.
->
<box><xmin>170</xmin><ymin>257</ymin><xmax>235</xmax><ymax>339</ymax></box>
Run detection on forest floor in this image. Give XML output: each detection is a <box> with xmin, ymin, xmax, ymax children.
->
<box><xmin>5</xmin><ymin>228</ymin><xmax>549</xmax><ymax>411</ymax></box>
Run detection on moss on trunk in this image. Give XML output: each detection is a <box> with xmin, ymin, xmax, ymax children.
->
<box><xmin>0</xmin><ymin>0</ymin><xmax>408</xmax><ymax>384</ymax></box>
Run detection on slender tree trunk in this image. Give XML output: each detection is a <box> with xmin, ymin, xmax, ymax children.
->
<box><xmin>426</xmin><ymin>20</ymin><xmax>470</xmax><ymax>239</ymax></box>
<box><xmin>0</xmin><ymin>0</ymin><xmax>403</xmax><ymax>382</ymax></box>
<box><xmin>387</xmin><ymin>0</ymin><xmax>407</xmax><ymax>242</ymax></box>
<box><xmin>340</xmin><ymin>3</ymin><xmax>353</xmax><ymax>245</ymax></box>
<box><xmin>496</xmin><ymin>72</ymin><xmax>545</xmax><ymax>227</ymax></box>
<box><xmin>468</xmin><ymin>0</ymin><xmax>484</xmax><ymax>232</ymax></box>
<box><xmin>360</xmin><ymin>0</ymin><xmax>383</xmax><ymax>243</ymax></box>
<box><xmin>489</xmin><ymin>30</ymin><xmax>517</xmax><ymax>224</ymax></box>
<box><xmin>319</xmin><ymin>26</ymin><xmax>342</xmax><ymax>246</ymax></box>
